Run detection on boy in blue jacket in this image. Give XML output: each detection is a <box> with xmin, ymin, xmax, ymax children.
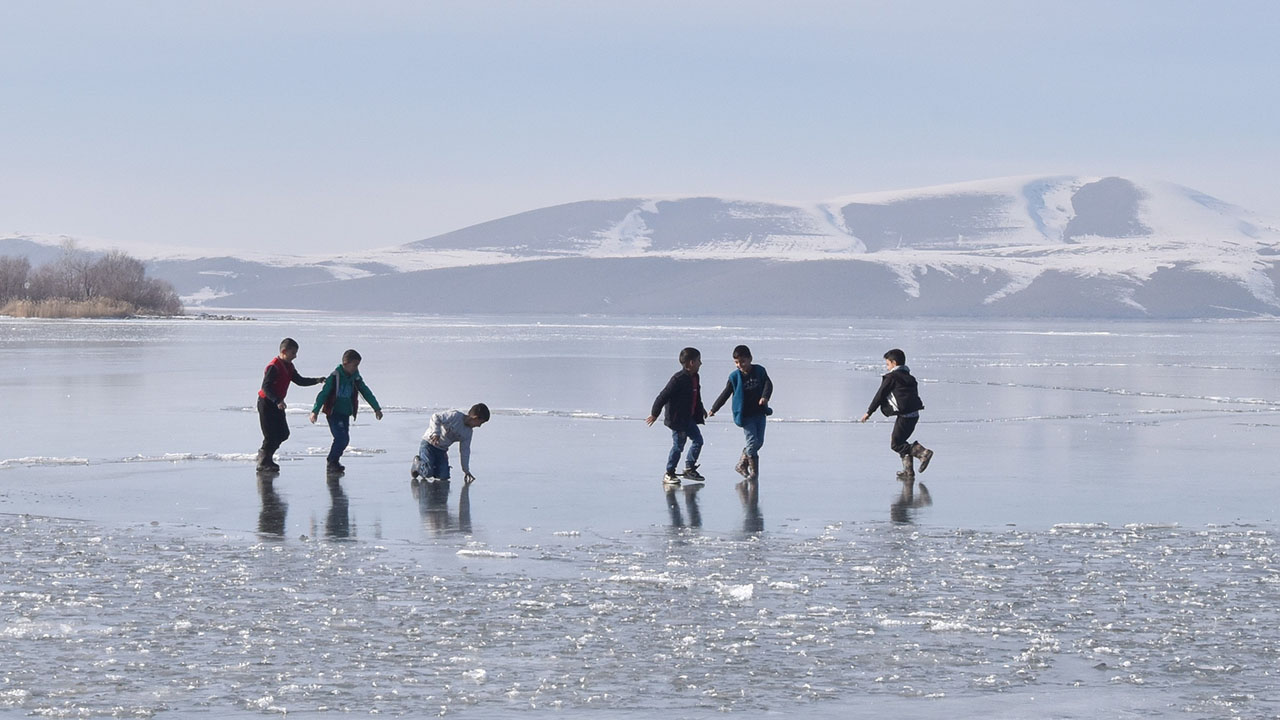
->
<box><xmin>860</xmin><ymin>348</ymin><xmax>933</xmax><ymax>481</ymax></box>
<box><xmin>646</xmin><ymin>347</ymin><xmax>707</xmax><ymax>485</ymax></box>
<box><xmin>708</xmin><ymin>344</ymin><xmax>772</xmax><ymax>482</ymax></box>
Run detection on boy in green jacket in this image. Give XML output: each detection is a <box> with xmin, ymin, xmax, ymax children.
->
<box><xmin>309</xmin><ymin>349</ymin><xmax>383</xmax><ymax>473</ymax></box>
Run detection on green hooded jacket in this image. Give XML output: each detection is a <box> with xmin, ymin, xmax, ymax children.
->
<box><xmin>312</xmin><ymin>365</ymin><xmax>381</xmax><ymax>418</ymax></box>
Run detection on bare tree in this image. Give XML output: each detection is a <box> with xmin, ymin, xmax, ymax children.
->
<box><xmin>0</xmin><ymin>255</ymin><xmax>31</xmax><ymax>301</ymax></box>
<box><xmin>2</xmin><ymin>247</ymin><xmax>182</xmax><ymax>315</ymax></box>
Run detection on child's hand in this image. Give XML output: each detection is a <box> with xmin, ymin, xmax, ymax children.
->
<box><xmin>858</xmin><ymin>413</ymin><xmax>870</xmax><ymax>423</ymax></box>
<box><xmin>645</xmin><ymin>415</ymin><xmax>656</xmax><ymax>426</ymax></box>
<box><xmin>309</xmin><ymin>412</ymin><xmax>318</xmax><ymax>424</ymax></box>
<box><xmin>464</xmin><ymin>472</ymin><xmax>476</xmax><ymax>484</ymax></box>
<box><xmin>759</xmin><ymin>398</ymin><xmax>768</xmax><ymax>406</ymax></box>
<box><xmin>707</xmin><ymin>410</ymin><xmax>715</xmax><ymax>418</ymax></box>
<box><xmin>374</xmin><ymin>409</ymin><xmax>384</xmax><ymax>420</ymax></box>
<box><xmin>277</xmin><ymin>401</ymin><xmax>287</xmax><ymax>410</ymax></box>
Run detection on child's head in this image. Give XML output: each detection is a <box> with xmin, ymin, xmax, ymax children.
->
<box><xmin>678</xmin><ymin>347</ymin><xmax>701</xmax><ymax>371</ymax></box>
<box><xmin>883</xmin><ymin>348</ymin><xmax>906</xmax><ymax>369</ymax></box>
<box><xmin>341</xmin><ymin>348</ymin><xmax>362</xmax><ymax>373</ymax></box>
<box><xmin>732</xmin><ymin>344</ymin><xmax>753</xmax><ymax>372</ymax></box>
<box><xmin>279</xmin><ymin>337</ymin><xmax>299</xmax><ymax>360</ymax></box>
<box><xmin>465</xmin><ymin>403</ymin><xmax>491</xmax><ymax>428</ymax></box>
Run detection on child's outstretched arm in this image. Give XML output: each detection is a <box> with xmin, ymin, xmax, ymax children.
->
<box><xmin>647</xmin><ymin>374</ymin><xmax>679</xmax><ymax>426</ymax></box>
<box><xmin>357</xmin><ymin>380</ymin><xmax>383</xmax><ymax>420</ymax></box>
<box><xmin>707</xmin><ymin>380</ymin><xmax>733</xmax><ymax>418</ymax></box>
<box><xmin>460</xmin><ymin>437</ymin><xmax>474</xmax><ymax>483</ymax></box>
<box><xmin>862</xmin><ymin>375</ymin><xmax>894</xmax><ymax>422</ymax></box>
<box><xmin>309</xmin><ymin>373</ymin><xmax>336</xmax><ymax>423</ymax></box>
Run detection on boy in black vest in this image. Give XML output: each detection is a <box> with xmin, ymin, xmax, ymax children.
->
<box><xmin>256</xmin><ymin>337</ymin><xmax>323</xmax><ymax>472</ymax></box>
<box><xmin>860</xmin><ymin>348</ymin><xmax>934</xmax><ymax>480</ymax></box>
<box><xmin>646</xmin><ymin>347</ymin><xmax>708</xmax><ymax>485</ymax></box>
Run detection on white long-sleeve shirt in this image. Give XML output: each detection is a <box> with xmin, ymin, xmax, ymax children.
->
<box><xmin>425</xmin><ymin>409</ymin><xmax>475</xmax><ymax>474</ymax></box>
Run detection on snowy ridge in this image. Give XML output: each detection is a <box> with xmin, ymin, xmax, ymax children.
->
<box><xmin>6</xmin><ymin>175</ymin><xmax>1279</xmax><ymax>317</ymax></box>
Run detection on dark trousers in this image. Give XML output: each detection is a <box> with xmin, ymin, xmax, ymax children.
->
<box><xmin>890</xmin><ymin>414</ymin><xmax>919</xmax><ymax>456</ymax></box>
<box><xmin>257</xmin><ymin>396</ymin><xmax>290</xmax><ymax>456</ymax></box>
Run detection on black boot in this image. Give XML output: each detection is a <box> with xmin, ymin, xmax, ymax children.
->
<box><xmin>256</xmin><ymin>449</ymin><xmax>276</xmax><ymax>473</ymax></box>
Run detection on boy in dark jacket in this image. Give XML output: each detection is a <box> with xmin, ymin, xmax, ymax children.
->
<box><xmin>646</xmin><ymin>347</ymin><xmax>708</xmax><ymax>484</ymax></box>
<box><xmin>860</xmin><ymin>348</ymin><xmax>933</xmax><ymax>480</ymax></box>
<box><xmin>309</xmin><ymin>349</ymin><xmax>383</xmax><ymax>474</ymax></box>
<box><xmin>256</xmin><ymin>337</ymin><xmax>323</xmax><ymax>472</ymax></box>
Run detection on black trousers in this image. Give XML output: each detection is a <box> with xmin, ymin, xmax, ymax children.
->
<box><xmin>258</xmin><ymin>396</ymin><xmax>290</xmax><ymax>456</ymax></box>
<box><xmin>890</xmin><ymin>414</ymin><xmax>919</xmax><ymax>457</ymax></box>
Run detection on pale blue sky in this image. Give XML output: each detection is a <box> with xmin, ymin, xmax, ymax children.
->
<box><xmin>2</xmin><ymin>1</ymin><xmax>1277</xmax><ymax>254</ymax></box>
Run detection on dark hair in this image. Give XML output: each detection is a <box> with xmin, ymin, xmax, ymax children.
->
<box><xmin>468</xmin><ymin>403</ymin><xmax>491</xmax><ymax>422</ymax></box>
<box><xmin>279</xmin><ymin>337</ymin><xmax>299</xmax><ymax>352</ymax></box>
<box><xmin>342</xmin><ymin>349</ymin><xmax>362</xmax><ymax>364</ymax></box>
<box><xmin>884</xmin><ymin>348</ymin><xmax>906</xmax><ymax>366</ymax></box>
<box><xmin>678</xmin><ymin>347</ymin><xmax>701</xmax><ymax>365</ymax></box>
<box><xmin>732</xmin><ymin>344</ymin><xmax>752</xmax><ymax>361</ymax></box>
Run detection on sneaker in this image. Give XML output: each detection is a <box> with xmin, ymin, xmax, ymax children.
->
<box><xmin>662</xmin><ymin>470</ymin><xmax>681</xmax><ymax>485</ymax></box>
<box><xmin>682</xmin><ymin>464</ymin><xmax>705</xmax><ymax>482</ymax></box>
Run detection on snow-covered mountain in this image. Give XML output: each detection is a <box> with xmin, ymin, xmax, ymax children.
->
<box><xmin>6</xmin><ymin>176</ymin><xmax>1279</xmax><ymax>317</ymax></box>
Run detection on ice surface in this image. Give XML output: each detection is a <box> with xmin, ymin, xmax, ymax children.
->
<box><xmin>2</xmin><ymin>312</ymin><xmax>1279</xmax><ymax>717</ymax></box>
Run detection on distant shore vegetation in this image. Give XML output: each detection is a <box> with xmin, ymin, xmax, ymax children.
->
<box><xmin>0</xmin><ymin>243</ymin><xmax>182</xmax><ymax>318</ymax></box>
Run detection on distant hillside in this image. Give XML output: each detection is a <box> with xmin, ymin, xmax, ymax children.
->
<box><xmin>5</xmin><ymin>176</ymin><xmax>1279</xmax><ymax>317</ymax></box>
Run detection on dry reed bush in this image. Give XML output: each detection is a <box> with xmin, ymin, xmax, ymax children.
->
<box><xmin>1</xmin><ymin>298</ymin><xmax>138</xmax><ymax>318</ymax></box>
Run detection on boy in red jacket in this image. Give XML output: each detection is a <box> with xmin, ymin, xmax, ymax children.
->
<box><xmin>256</xmin><ymin>338</ymin><xmax>323</xmax><ymax>472</ymax></box>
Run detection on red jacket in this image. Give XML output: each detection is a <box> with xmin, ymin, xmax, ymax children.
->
<box><xmin>258</xmin><ymin>357</ymin><xmax>322</xmax><ymax>404</ymax></box>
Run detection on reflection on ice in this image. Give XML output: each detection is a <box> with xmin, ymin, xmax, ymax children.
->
<box><xmin>664</xmin><ymin>483</ymin><xmax>702</xmax><ymax>530</ymax></box>
<box><xmin>413</xmin><ymin>478</ymin><xmax>473</xmax><ymax>535</ymax></box>
<box><xmin>891</xmin><ymin>480</ymin><xmax>933</xmax><ymax>524</ymax></box>
<box><xmin>737</xmin><ymin>479</ymin><xmax>764</xmax><ymax>535</ymax></box>
<box><xmin>256</xmin><ymin>472</ymin><xmax>286</xmax><ymax>538</ymax></box>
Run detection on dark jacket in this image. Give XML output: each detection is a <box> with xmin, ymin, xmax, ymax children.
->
<box><xmin>651</xmin><ymin>369</ymin><xmax>707</xmax><ymax>430</ymax></box>
<box><xmin>866</xmin><ymin>365</ymin><xmax>924</xmax><ymax>417</ymax></box>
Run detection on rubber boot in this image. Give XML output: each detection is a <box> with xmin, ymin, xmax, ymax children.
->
<box><xmin>735</xmin><ymin>452</ymin><xmax>750</xmax><ymax>478</ymax></box>
<box><xmin>746</xmin><ymin>454</ymin><xmax>759</xmax><ymax>482</ymax></box>
<box><xmin>255</xmin><ymin>449</ymin><xmax>274</xmax><ymax>473</ymax></box>
<box><xmin>910</xmin><ymin>441</ymin><xmax>933</xmax><ymax>473</ymax></box>
<box><xmin>897</xmin><ymin>453</ymin><xmax>915</xmax><ymax>481</ymax></box>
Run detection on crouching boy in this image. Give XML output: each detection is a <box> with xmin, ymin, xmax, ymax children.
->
<box><xmin>412</xmin><ymin>403</ymin><xmax>491</xmax><ymax>484</ymax></box>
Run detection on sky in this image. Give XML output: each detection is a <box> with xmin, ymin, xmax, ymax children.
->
<box><xmin>2</xmin><ymin>0</ymin><xmax>1278</xmax><ymax>255</ymax></box>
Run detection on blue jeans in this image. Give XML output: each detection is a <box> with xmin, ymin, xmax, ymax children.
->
<box><xmin>741</xmin><ymin>414</ymin><xmax>766</xmax><ymax>458</ymax></box>
<box><xmin>417</xmin><ymin>439</ymin><xmax>451</xmax><ymax>481</ymax></box>
<box><xmin>326</xmin><ymin>414</ymin><xmax>350</xmax><ymax>464</ymax></box>
<box><xmin>666</xmin><ymin>422</ymin><xmax>704</xmax><ymax>473</ymax></box>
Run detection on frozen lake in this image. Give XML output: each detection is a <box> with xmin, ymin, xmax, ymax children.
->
<box><xmin>2</xmin><ymin>312</ymin><xmax>1278</xmax><ymax>718</ymax></box>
